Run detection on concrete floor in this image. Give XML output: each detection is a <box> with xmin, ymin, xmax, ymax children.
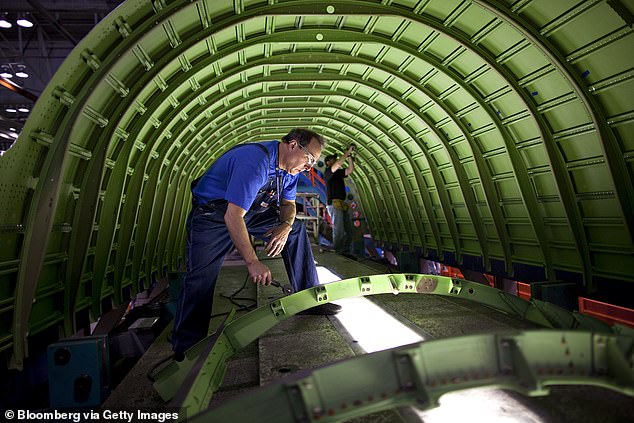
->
<box><xmin>103</xmin><ymin>248</ymin><xmax>633</xmax><ymax>422</ymax></box>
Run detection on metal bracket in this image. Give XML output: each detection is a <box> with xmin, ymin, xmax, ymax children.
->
<box><xmin>270</xmin><ymin>300</ymin><xmax>286</xmax><ymax>318</ymax></box>
<box><xmin>394</xmin><ymin>350</ymin><xmax>430</xmax><ymax>408</ymax></box>
<box><xmin>416</xmin><ymin>276</ymin><xmax>437</xmax><ymax>293</ymax></box>
<box><xmin>400</xmin><ymin>274</ymin><xmax>419</xmax><ymax>292</ymax></box>
<box><xmin>284</xmin><ymin>384</ymin><xmax>310</xmax><ymax>423</ymax></box>
<box><xmin>388</xmin><ymin>275</ymin><xmax>399</xmax><ymax>294</ymax></box>
<box><xmin>497</xmin><ymin>336</ymin><xmax>543</xmax><ymax>394</ymax></box>
<box><xmin>314</xmin><ymin>285</ymin><xmax>328</xmax><ymax>302</ymax></box>
<box><xmin>286</xmin><ymin>376</ymin><xmax>324</xmax><ymax>422</ymax></box>
<box><xmin>359</xmin><ymin>276</ymin><xmax>372</xmax><ymax>294</ymax></box>
<box><xmin>449</xmin><ymin>278</ymin><xmax>462</xmax><ymax>295</ymax></box>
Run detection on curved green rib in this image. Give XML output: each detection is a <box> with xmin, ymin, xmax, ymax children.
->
<box><xmin>191</xmin><ymin>329</ymin><xmax>634</xmax><ymax>423</ymax></box>
<box><xmin>153</xmin><ymin>273</ymin><xmax>622</xmax><ymax>412</ymax></box>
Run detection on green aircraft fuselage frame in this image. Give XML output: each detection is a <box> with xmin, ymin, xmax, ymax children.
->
<box><xmin>191</xmin><ymin>329</ymin><xmax>634</xmax><ymax>423</ymax></box>
<box><xmin>153</xmin><ymin>273</ymin><xmax>632</xmax><ymax>418</ymax></box>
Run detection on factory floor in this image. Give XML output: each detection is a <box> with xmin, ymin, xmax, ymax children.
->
<box><xmin>103</xmin><ymin>247</ymin><xmax>632</xmax><ymax>422</ymax></box>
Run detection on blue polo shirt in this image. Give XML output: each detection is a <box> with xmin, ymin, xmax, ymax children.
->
<box><xmin>192</xmin><ymin>141</ymin><xmax>299</xmax><ymax>211</ymax></box>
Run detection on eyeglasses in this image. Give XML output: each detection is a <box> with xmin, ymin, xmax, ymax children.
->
<box><xmin>297</xmin><ymin>143</ymin><xmax>317</xmax><ymax>167</ymax></box>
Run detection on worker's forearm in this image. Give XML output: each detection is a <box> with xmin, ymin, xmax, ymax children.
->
<box><xmin>280</xmin><ymin>202</ymin><xmax>296</xmax><ymax>225</ymax></box>
<box><xmin>332</xmin><ymin>154</ymin><xmax>347</xmax><ymax>172</ymax></box>
<box><xmin>345</xmin><ymin>156</ymin><xmax>355</xmax><ymax>175</ymax></box>
<box><xmin>224</xmin><ymin>209</ymin><xmax>258</xmax><ymax>264</ymax></box>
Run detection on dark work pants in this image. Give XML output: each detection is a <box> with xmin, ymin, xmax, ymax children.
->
<box><xmin>327</xmin><ymin>204</ymin><xmax>353</xmax><ymax>254</ymax></box>
<box><xmin>171</xmin><ymin>203</ymin><xmax>319</xmax><ymax>354</ymax></box>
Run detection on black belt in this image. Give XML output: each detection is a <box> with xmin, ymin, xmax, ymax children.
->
<box><xmin>192</xmin><ymin>197</ymin><xmax>227</xmax><ymax>210</ymax></box>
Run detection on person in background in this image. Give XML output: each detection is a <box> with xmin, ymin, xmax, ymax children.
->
<box><xmin>324</xmin><ymin>145</ymin><xmax>355</xmax><ymax>255</ymax></box>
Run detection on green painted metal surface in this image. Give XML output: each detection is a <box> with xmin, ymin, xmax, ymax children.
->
<box><xmin>152</xmin><ymin>273</ymin><xmax>625</xmax><ymax>412</ymax></box>
<box><xmin>0</xmin><ymin>0</ymin><xmax>633</xmax><ymax>369</ymax></box>
<box><xmin>191</xmin><ymin>329</ymin><xmax>634</xmax><ymax>423</ymax></box>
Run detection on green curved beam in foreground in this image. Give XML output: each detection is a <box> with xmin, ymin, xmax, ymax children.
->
<box><xmin>152</xmin><ymin>273</ymin><xmax>628</xmax><ymax>414</ymax></box>
<box><xmin>192</xmin><ymin>329</ymin><xmax>634</xmax><ymax>423</ymax></box>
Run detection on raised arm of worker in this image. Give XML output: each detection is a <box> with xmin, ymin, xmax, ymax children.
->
<box><xmin>330</xmin><ymin>145</ymin><xmax>355</xmax><ymax>173</ymax></box>
<box><xmin>264</xmin><ymin>199</ymin><xmax>296</xmax><ymax>257</ymax></box>
<box><xmin>224</xmin><ymin>202</ymin><xmax>272</xmax><ymax>285</ymax></box>
<box><xmin>345</xmin><ymin>146</ymin><xmax>355</xmax><ymax>176</ymax></box>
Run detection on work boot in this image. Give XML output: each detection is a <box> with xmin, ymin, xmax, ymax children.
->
<box><xmin>297</xmin><ymin>303</ymin><xmax>342</xmax><ymax>315</ymax></box>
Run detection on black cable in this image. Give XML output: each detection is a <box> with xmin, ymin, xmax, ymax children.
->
<box><xmin>148</xmin><ymin>273</ymin><xmax>258</xmax><ymax>382</ymax></box>
<box><xmin>212</xmin><ymin>273</ymin><xmax>258</xmax><ymax>317</ymax></box>
<box><xmin>221</xmin><ymin>272</ymin><xmax>250</xmax><ymax>298</ymax></box>
<box><xmin>220</xmin><ymin>272</ymin><xmax>257</xmax><ymax>305</ymax></box>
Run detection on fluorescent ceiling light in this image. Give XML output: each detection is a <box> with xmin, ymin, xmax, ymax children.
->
<box><xmin>18</xmin><ymin>108</ymin><xmax>29</xmax><ymax>112</ymax></box>
<box><xmin>5</xmin><ymin>108</ymin><xmax>17</xmax><ymax>113</ymax></box>
<box><xmin>9</xmin><ymin>127</ymin><xmax>16</xmax><ymax>131</ymax></box>
<box><xmin>17</xmin><ymin>19</ymin><xmax>33</xmax><ymax>28</ymax></box>
<box><xmin>0</xmin><ymin>133</ymin><xmax>11</xmax><ymax>139</ymax></box>
<box><xmin>0</xmin><ymin>72</ymin><xmax>12</xmax><ymax>78</ymax></box>
<box><xmin>15</xmin><ymin>71</ymin><xmax>28</xmax><ymax>78</ymax></box>
<box><xmin>9</xmin><ymin>132</ymin><xmax>18</xmax><ymax>138</ymax></box>
<box><xmin>0</xmin><ymin>20</ymin><xmax>11</xmax><ymax>28</ymax></box>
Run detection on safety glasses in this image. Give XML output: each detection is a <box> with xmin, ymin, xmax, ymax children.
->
<box><xmin>297</xmin><ymin>142</ymin><xmax>317</xmax><ymax>167</ymax></box>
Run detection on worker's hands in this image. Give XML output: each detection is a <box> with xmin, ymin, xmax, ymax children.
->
<box><xmin>264</xmin><ymin>223</ymin><xmax>292</xmax><ymax>257</ymax></box>
<box><xmin>247</xmin><ymin>260</ymin><xmax>272</xmax><ymax>285</ymax></box>
<box><xmin>346</xmin><ymin>145</ymin><xmax>355</xmax><ymax>156</ymax></box>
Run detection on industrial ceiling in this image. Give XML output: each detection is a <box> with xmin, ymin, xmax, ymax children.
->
<box><xmin>0</xmin><ymin>0</ymin><xmax>633</xmax><ymax>369</ymax></box>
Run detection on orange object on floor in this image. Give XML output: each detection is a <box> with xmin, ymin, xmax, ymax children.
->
<box><xmin>517</xmin><ymin>282</ymin><xmax>531</xmax><ymax>300</ymax></box>
<box><xmin>439</xmin><ymin>265</ymin><xmax>464</xmax><ymax>279</ymax></box>
<box><xmin>578</xmin><ymin>297</ymin><xmax>634</xmax><ymax>328</ymax></box>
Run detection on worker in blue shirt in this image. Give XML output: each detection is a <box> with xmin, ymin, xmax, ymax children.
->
<box><xmin>172</xmin><ymin>128</ymin><xmax>341</xmax><ymax>359</ymax></box>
